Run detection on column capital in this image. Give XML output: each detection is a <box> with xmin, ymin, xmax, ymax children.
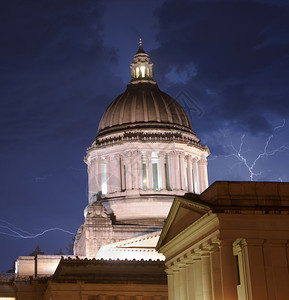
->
<box><xmin>192</xmin><ymin>157</ymin><xmax>199</xmax><ymax>163</ymax></box>
<box><xmin>124</xmin><ymin>150</ymin><xmax>132</xmax><ymax>158</ymax></box>
<box><xmin>199</xmin><ymin>158</ymin><xmax>208</xmax><ymax>165</ymax></box>
<box><xmin>112</xmin><ymin>153</ymin><xmax>119</xmax><ymax>159</ymax></box>
<box><xmin>146</xmin><ymin>150</ymin><xmax>152</xmax><ymax>156</ymax></box>
<box><xmin>186</xmin><ymin>154</ymin><xmax>193</xmax><ymax>161</ymax></box>
<box><xmin>165</xmin><ymin>268</ymin><xmax>174</xmax><ymax>275</ymax></box>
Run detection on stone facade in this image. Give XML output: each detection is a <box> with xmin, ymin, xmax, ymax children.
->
<box><xmin>157</xmin><ymin>181</ymin><xmax>289</xmax><ymax>300</ymax></box>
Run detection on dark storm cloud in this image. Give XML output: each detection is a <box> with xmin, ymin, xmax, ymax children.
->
<box><xmin>0</xmin><ymin>0</ymin><xmax>122</xmax><ymax>149</ymax></box>
<box><xmin>0</xmin><ymin>0</ymin><xmax>124</xmax><ymax>271</ymax></box>
<box><xmin>152</xmin><ymin>0</ymin><xmax>289</xmax><ymax>135</ymax></box>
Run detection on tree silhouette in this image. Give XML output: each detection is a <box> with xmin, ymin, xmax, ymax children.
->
<box><xmin>29</xmin><ymin>245</ymin><xmax>44</xmax><ymax>256</ymax></box>
<box><xmin>66</xmin><ymin>237</ymin><xmax>75</xmax><ymax>255</ymax></box>
<box><xmin>55</xmin><ymin>248</ymin><xmax>64</xmax><ymax>255</ymax></box>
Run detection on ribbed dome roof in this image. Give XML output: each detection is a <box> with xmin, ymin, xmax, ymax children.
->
<box><xmin>97</xmin><ymin>82</ymin><xmax>193</xmax><ymax>136</ymax></box>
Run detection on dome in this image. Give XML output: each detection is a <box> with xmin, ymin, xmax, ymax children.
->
<box><xmin>97</xmin><ymin>39</ymin><xmax>194</xmax><ymax>138</ymax></box>
<box><xmin>97</xmin><ymin>82</ymin><xmax>193</xmax><ymax>137</ymax></box>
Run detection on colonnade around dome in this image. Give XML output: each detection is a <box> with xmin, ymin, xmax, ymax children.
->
<box><xmin>87</xmin><ymin>145</ymin><xmax>209</xmax><ymax>204</ymax></box>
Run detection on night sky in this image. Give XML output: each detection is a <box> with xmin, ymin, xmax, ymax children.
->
<box><xmin>1</xmin><ymin>0</ymin><xmax>289</xmax><ymax>271</ymax></box>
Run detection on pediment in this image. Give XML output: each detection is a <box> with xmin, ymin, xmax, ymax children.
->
<box><xmin>157</xmin><ymin>195</ymin><xmax>210</xmax><ymax>250</ymax></box>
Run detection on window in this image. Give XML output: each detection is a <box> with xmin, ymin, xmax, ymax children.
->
<box><xmin>140</xmin><ymin>66</ymin><xmax>146</xmax><ymax>77</ymax></box>
<box><xmin>152</xmin><ymin>152</ymin><xmax>161</xmax><ymax>190</ymax></box>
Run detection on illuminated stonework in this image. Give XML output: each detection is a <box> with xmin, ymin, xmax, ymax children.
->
<box><xmin>74</xmin><ymin>40</ymin><xmax>210</xmax><ymax>257</ymax></box>
<box><xmin>157</xmin><ymin>182</ymin><xmax>289</xmax><ymax>300</ymax></box>
<box><xmin>130</xmin><ymin>38</ymin><xmax>154</xmax><ymax>82</ymax></box>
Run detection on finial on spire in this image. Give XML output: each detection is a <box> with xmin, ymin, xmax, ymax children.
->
<box><xmin>137</xmin><ymin>38</ymin><xmax>145</xmax><ymax>54</ymax></box>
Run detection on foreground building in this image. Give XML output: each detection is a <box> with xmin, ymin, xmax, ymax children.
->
<box><xmin>157</xmin><ymin>181</ymin><xmax>289</xmax><ymax>300</ymax></box>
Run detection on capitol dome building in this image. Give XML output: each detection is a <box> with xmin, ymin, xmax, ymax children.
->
<box><xmin>74</xmin><ymin>39</ymin><xmax>210</xmax><ymax>258</ymax></box>
<box><xmin>5</xmin><ymin>40</ymin><xmax>289</xmax><ymax>300</ymax></box>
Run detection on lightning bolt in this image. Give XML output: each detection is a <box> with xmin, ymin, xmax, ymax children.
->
<box><xmin>209</xmin><ymin>120</ymin><xmax>289</xmax><ymax>181</ymax></box>
<box><xmin>0</xmin><ymin>219</ymin><xmax>74</xmax><ymax>239</ymax></box>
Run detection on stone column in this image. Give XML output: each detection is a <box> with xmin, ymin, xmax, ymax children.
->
<box><xmin>137</xmin><ymin>151</ymin><xmax>142</xmax><ymax>190</ymax></box>
<box><xmin>179</xmin><ymin>153</ymin><xmax>186</xmax><ymax>191</ymax></box>
<box><xmin>179</xmin><ymin>264</ymin><xmax>188</xmax><ymax>300</ymax></box>
<box><xmin>120</xmin><ymin>154</ymin><xmax>126</xmax><ymax>191</ymax></box>
<box><xmin>106</xmin><ymin>155</ymin><xmax>111</xmax><ymax>194</ymax></box>
<box><xmin>159</xmin><ymin>152</ymin><xmax>166</xmax><ymax>190</ymax></box>
<box><xmin>192</xmin><ymin>158</ymin><xmax>200</xmax><ymax>194</ymax></box>
<box><xmin>96</xmin><ymin>156</ymin><xmax>102</xmax><ymax>196</ymax></box>
<box><xmin>165</xmin><ymin>268</ymin><xmax>174</xmax><ymax>300</ymax></box>
<box><xmin>193</xmin><ymin>257</ymin><xmax>203</xmax><ymax>299</ymax></box>
<box><xmin>168</xmin><ymin>152</ymin><xmax>175</xmax><ymax>190</ymax></box>
<box><xmin>147</xmin><ymin>151</ymin><xmax>153</xmax><ymax>190</ymax></box>
<box><xmin>87</xmin><ymin>163</ymin><xmax>92</xmax><ymax>203</ymax></box>
<box><xmin>198</xmin><ymin>158</ymin><xmax>208</xmax><ymax>193</ymax></box>
<box><xmin>201</xmin><ymin>253</ymin><xmax>213</xmax><ymax>300</ymax></box>
<box><xmin>125</xmin><ymin>151</ymin><xmax>132</xmax><ymax>190</ymax></box>
<box><xmin>219</xmin><ymin>241</ymin><xmax>239</xmax><ymax>300</ymax></box>
<box><xmin>91</xmin><ymin>158</ymin><xmax>98</xmax><ymax>198</ymax></box>
<box><xmin>210</xmin><ymin>244</ymin><xmax>223</xmax><ymax>300</ymax></box>
<box><xmin>130</xmin><ymin>150</ymin><xmax>137</xmax><ymax>190</ymax></box>
<box><xmin>187</xmin><ymin>155</ymin><xmax>193</xmax><ymax>193</ymax></box>
<box><xmin>173</xmin><ymin>268</ymin><xmax>180</xmax><ymax>300</ymax></box>
<box><xmin>185</xmin><ymin>258</ymin><xmax>195</xmax><ymax>299</ymax></box>
<box><xmin>132</xmin><ymin>150</ymin><xmax>140</xmax><ymax>190</ymax></box>
<box><xmin>112</xmin><ymin>154</ymin><xmax>121</xmax><ymax>193</ymax></box>
<box><xmin>174</xmin><ymin>152</ymin><xmax>181</xmax><ymax>190</ymax></box>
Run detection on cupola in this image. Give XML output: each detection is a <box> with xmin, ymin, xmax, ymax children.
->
<box><xmin>130</xmin><ymin>38</ymin><xmax>154</xmax><ymax>82</ymax></box>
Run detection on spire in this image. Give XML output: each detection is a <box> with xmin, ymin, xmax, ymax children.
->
<box><xmin>130</xmin><ymin>39</ymin><xmax>154</xmax><ymax>82</ymax></box>
<box><xmin>137</xmin><ymin>38</ymin><xmax>146</xmax><ymax>54</ymax></box>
